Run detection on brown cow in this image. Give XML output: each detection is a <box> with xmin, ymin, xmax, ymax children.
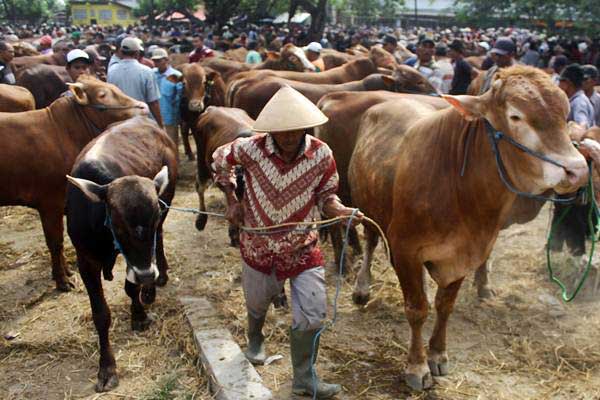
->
<box><xmin>320</xmin><ymin>48</ymin><xmax>360</xmax><ymax>70</ymax></box>
<box><xmin>201</xmin><ymin>43</ymin><xmax>316</xmax><ymax>83</ymax></box>
<box><xmin>12</xmin><ymin>42</ymin><xmax>69</xmax><ymax>72</ymax></box>
<box><xmin>0</xmin><ymin>76</ymin><xmax>148</xmax><ymax>291</ymax></box>
<box><xmin>193</xmin><ymin>106</ymin><xmax>254</xmax><ymax>245</ymax></box>
<box><xmin>348</xmin><ymin>66</ymin><xmax>587</xmax><ymax>390</ymax></box>
<box><xmin>16</xmin><ymin>64</ymin><xmax>71</xmax><ymax>108</ymax></box>
<box><xmin>229</xmin><ymin>66</ymin><xmax>435</xmax><ymax>119</ymax></box>
<box><xmin>0</xmin><ymin>84</ymin><xmax>35</xmax><ymax>111</ymax></box>
<box><xmin>66</xmin><ymin>116</ymin><xmax>177</xmax><ymax>392</ymax></box>
<box><xmin>12</xmin><ymin>42</ymin><xmax>40</xmax><ymax>57</ymax></box>
<box><xmin>316</xmin><ymin>91</ymin><xmax>446</xmax><ymax>272</ymax></box>
<box><xmin>176</xmin><ymin>63</ymin><xmax>226</xmax><ymax>160</ymax></box>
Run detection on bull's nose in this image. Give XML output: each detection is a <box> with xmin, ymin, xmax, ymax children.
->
<box><xmin>189</xmin><ymin>100</ymin><xmax>204</xmax><ymax>111</ymax></box>
<box><xmin>138</xmin><ymin>103</ymin><xmax>150</xmax><ymax>115</ymax></box>
<box><xmin>564</xmin><ymin>160</ymin><xmax>589</xmax><ymax>188</ymax></box>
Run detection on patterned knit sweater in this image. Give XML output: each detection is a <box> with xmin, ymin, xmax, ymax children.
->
<box><xmin>212</xmin><ymin>133</ymin><xmax>340</xmax><ymax>279</ymax></box>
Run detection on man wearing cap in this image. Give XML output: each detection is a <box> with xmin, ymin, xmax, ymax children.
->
<box><xmin>0</xmin><ymin>41</ymin><xmax>16</xmax><ymax>84</ymax></box>
<box><xmin>108</xmin><ymin>37</ymin><xmax>163</xmax><ymax>127</ymax></box>
<box><xmin>39</xmin><ymin>35</ymin><xmax>53</xmax><ymax>55</ymax></box>
<box><xmin>551</xmin><ymin>55</ymin><xmax>569</xmax><ymax>86</ymax></box>
<box><xmin>305</xmin><ymin>42</ymin><xmax>325</xmax><ymax>72</ymax></box>
<box><xmin>153</xmin><ymin>48</ymin><xmax>183</xmax><ymax>153</ymax></box>
<box><xmin>582</xmin><ymin>65</ymin><xmax>600</xmax><ymax>127</ymax></box>
<box><xmin>477</xmin><ymin>37</ymin><xmax>516</xmax><ymax>94</ymax></box>
<box><xmin>189</xmin><ymin>34</ymin><xmax>214</xmax><ymax>63</ymax></box>
<box><xmin>108</xmin><ymin>33</ymin><xmax>127</xmax><ymax>71</ymax></box>
<box><xmin>558</xmin><ymin>64</ymin><xmax>595</xmax><ymax>129</ymax></box>
<box><xmin>212</xmin><ymin>87</ymin><xmax>363</xmax><ymax>399</ymax></box>
<box><xmin>65</xmin><ymin>49</ymin><xmax>91</xmax><ymax>82</ymax></box>
<box><xmin>405</xmin><ymin>38</ymin><xmax>444</xmax><ymax>92</ymax></box>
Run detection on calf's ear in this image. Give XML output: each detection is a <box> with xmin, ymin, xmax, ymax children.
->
<box><xmin>442</xmin><ymin>95</ymin><xmax>483</xmax><ymax>121</ymax></box>
<box><xmin>67</xmin><ymin>82</ymin><xmax>89</xmax><ymax>105</ymax></box>
<box><xmin>66</xmin><ymin>176</ymin><xmax>106</xmax><ymax>202</ymax></box>
<box><xmin>153</xmin><ymin>166</ymin><xmax>169</xmax><ymax>196</ymax></box>
<box><xmin>381</xmin><ymin>75</ymin><xmax>397</xmax><ymax>88</ymax></box>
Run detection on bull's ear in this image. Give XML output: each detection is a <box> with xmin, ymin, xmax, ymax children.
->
<box><xmin>67</xmin><ymin>82</ymin><xmax>89</xmax><ymax>105</ymax></box>
<box><xmin>153</xmin><ymin>166</ymin><xmax>169</xmax><ymax>196</ymax></box>
<box><xmin>381</xmin><ymin>74</ymin><xmax>397</xmax><ymax>88</ymax></box>
<box><xmin>266</xmin><ymin>51</ymin><xmax>280</xmax><ymax>60</ymax></box>
<box><xmin>66</xmin><ymin>175</ymin><xmax>106</xmax><ymax>203</ymax></box>
<box><xmin>442</xmin><ymin>95</ymin><xmax>483</xmax><ymax>121</ymax></box>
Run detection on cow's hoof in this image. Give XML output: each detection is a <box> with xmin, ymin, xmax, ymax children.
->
<box><xmin>352</xmin><ymin>291</ymin><xmax>370</xmax><ymax>306</ymax></box>
<box><xmin>95</xmin><ymin>369</ymin><xmax>119</xmax><ymax>392</ymax></box>
<box><xmin>272</xmin><ymin>293</ymin><xmax>288</xmax><ymax>309</ymax></box>
<box><xmin>156</xmin><ymin>273</ymin><xmax>169</xmax><ymax>287</ymax></box>
<box><xmin>131</xmin><ymin>315</ymin><xmax>153</xmax><ymax>331</ymax></box>
<box><xmin>139</xmin><ymin>286</ymin><xmax>156</xmax><ymax>305</ymax></box>
<box><xmin>103</xmin><ymin>268</ymin><xmax>114</xmax><ymax>281</ymax></box>
<box><xmin>56</xmin><ymin>279</ymin><xmax>75</xmax><ymax>292</ymax></box>
<box><xmin>405</xmin><ymin>371</ymin><xmax>432</xmax><ymax>391</ymax></box>
<box><xmin>477</xmin><ymin>286</ymin><xmax>497</xmax><ymax>300</ymax></box>
<box><xmin>195</xmin><ymin>214</ymin><xmax>207</xmax><ymax>231</ymax></box>
<box><xmin>428</xmin><ymin>352</ymin><xmax>449</xmax><ymax>376</ymax></box>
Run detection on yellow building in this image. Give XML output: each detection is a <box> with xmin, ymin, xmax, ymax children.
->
<box><xmin>70</xmin><ymin>0</ymin><xmax>139</xmax><ymax>26</ymax></box>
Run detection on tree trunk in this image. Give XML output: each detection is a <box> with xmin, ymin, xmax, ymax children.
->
<box><xmin>289</xmin><ymin>0</ymin><xmax>328</xmax><ymax>44</ymax></box>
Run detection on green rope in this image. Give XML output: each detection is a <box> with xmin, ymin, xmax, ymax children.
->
<box><xmin>546</xmin><ymin>162</ymin><xmax>600</xmax><ymax>302</ymax></box>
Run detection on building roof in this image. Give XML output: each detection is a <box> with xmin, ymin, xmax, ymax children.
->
<box><xmin>69</xmin><ymin>0</ymin><xmax>139</xmax><ymax>9</ymax></box>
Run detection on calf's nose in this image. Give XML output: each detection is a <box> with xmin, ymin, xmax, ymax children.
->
<box><xmin>188</xmin><ymin>99</ymin><xmax>204</xmax><ymax>112</ymax></box>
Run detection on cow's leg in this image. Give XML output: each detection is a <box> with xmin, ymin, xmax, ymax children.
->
<box><xmin>195</xmin><ymin>177</ymin><xmax>209</xmax><ymax>231</ymax></box>
<box><xmin>428</xmin><ymin>278</ymin><xmax>464</xmax><ymax>377</ymax></box>
<box><xmin>181</xmin><ymin>124</ymin><xmax>195</xmax><ymax>161</ymax></box>
<box><xmin>124</xmin><ymin>280</ymin><xmax>153</xmax><ymax>331</ymax></box>
<box><xmin>39</xmin><ymin>204</ymin><xmax>73</xmax><ymax>291</ymax></box>
<box><xmin>473</xmin><ymin>261</ymin><xmax>495</xmax><ymax>299</ymax></box>
<box><xmin>79</xmin><ymin>256</ymin><xmax>118</xmax><ymax>392</ymax></box>
<box><xmin>348</xmin><ymin>225</ymin><xmax>363</xmax><ymax>258</ymax></box>
<box><xmin>154</xmin><ymin>224</ymin><xmax>169</xmax><ymax>287</ymax></box>
<box><xmin>329</xmin><ymin>224</ymin><xmax>345</xmax><ymax>273</ymax></box>
<box><xmin>352</xmin><ymin>227</ymin><xmax>379</xmax><ymax>305</ymax></box>
<box><xmin>394</xmin><ymin>258</ymin><xmax>431</xmax><ymax>391</ymax></box>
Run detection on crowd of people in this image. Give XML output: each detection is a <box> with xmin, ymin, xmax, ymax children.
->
<box><xmin>1</xmin><ymin>21</ymin><xmax>599</xmax><ymax>141</ymax></box>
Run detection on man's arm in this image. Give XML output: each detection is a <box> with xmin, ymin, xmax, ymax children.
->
<box><xmin>212</xmin><ymin>141</ymin><xmax>244</xmax><ymax>226</ymax></box>
<box><xmin>322</xmin><ymin>197</ymin><xmax>363</xmax><ymax>226</ymax></box>
<box><xmin>148</xmin><ymin>100</ymin><xmax>164</xmax><ymax>128</ymax></box>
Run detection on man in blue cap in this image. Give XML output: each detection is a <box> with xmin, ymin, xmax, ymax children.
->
<box><xmin>559</xmin><ymin>64</ymin><xmax>595</xmax><ymax>129</ymax></box>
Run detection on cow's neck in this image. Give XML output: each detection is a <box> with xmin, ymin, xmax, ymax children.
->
<box><xmin>48</xmin><ymin>98</ymin><xmax>104</xmax><ymax>159</ymax></box>
<box><xmin>258</xmin><ymin>58</ymin><xmax>288</xmax><ymax>71</ymax></box>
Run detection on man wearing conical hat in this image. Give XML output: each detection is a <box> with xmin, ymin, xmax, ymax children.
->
<box><xmin>213</xmin><ymin>86</ymin><xmax>363</xmax><ymax>398</ymax></box>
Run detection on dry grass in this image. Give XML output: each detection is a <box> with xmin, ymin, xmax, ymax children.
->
<box><xmin>2</xmin><ymin>161</ymin><xmax>600</xmax><ymax>399</ymax></box>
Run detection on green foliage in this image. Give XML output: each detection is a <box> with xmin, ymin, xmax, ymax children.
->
<box><xmin>454</xmin><ymin>0</ymin><xmax>600</xmax><ymax>34</ymax></box>
<box><xmin>1</xmin><ymin>0</ymin><xmax>62</xmax><ymax>23</ymax></box>
<box><xmin>332</xmin><ymin>0</ymin><xmax>404</xmax><ymax>22</ymax></box>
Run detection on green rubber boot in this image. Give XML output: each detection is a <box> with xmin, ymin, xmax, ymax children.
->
<box><xmin>290</xmin><ymin>328</ymin><xmax>341</xmax><ymax>399</ymax></box>
<box><xmin>245</xmin><ymin>314</ymin><xmax>266</xmax><ymax>365</ymax></box>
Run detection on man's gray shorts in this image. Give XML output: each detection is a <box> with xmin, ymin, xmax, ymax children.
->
<box><xmin>242</xmin><ymin>262</ymin><xmax>327</xmax><ymax>331</ymax></box>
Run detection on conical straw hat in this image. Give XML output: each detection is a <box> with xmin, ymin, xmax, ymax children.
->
<box><xmin>252</xmin><ymin>86</ymin><xmax>329</xmax><ymax>133</ymax></box>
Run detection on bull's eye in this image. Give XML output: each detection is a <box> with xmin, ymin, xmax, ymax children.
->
<box><xmin>509</xmin><ymin>115</ymin><xmax>521</xmax><ymax>122</ymax></box>
<box><xmin>98</xmin><ymin>91</ymin><xmax>107</xmax><ymax>98</ymax></box>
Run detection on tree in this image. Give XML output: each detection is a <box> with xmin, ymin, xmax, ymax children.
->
<box><xmin>288</xmin><ymin>0</ymin><xmax>327</xmax><ymax>43</ymax></box>
<box><xmin>1</xmin><ymin>0</ymin><xmax>58</xmax><ymax>23</ymax></box>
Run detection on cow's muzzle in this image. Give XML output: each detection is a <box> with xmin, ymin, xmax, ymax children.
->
<box><xmin>188</xmin><ymin>99</ymin><xmax>204</xmax><ymax>112</ymax></box>
<box><xmin>126</xmin><ymin>263</ymin><xmax>159</xmax><ymax>285</ymax></box>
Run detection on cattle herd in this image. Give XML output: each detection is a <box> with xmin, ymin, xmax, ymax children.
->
<box><xmin>1</xmin><ymin>32</ymin><xmax>599</xmax><ymax>396</ymax></box>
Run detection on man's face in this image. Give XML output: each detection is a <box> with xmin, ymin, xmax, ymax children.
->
<box><xmin>154</xmin><ymin>57</ymin><xmax>168</xmax><ymax>71</ymax></box>
<box><xmin>558</xmin><ymin>79</ymin><xmax>574</xmax><ymax>96</ymax></box>
<box><xmin>492</xmin><ymin>52</ymin><xmax>513</xmax><ymax>68</ymax></box>
<box><xmin>192</xmin><ymin>37</ymin><xmax>204</xmax><ymax>49</ymax></box>
<box><xmin>447</xmin><ymin>48</ymin><xmax>458</xmax><ymax>60</ymax></box>
<box><xmin>583</xmin><ymin>77</ymin><xmax>597</xmax><ymax>92</ymax></box>
<box><xmin>306</xmin><ymin>50</ymin><xmax>319</xmax><ymax>62</ymax></box>
<box><xmin>417</xmin><ymin>43</ymin><xmax>434</xmax><ymax>63</ymax></box>
<box><xmin>271</xmin><ymin>130</ymin><xmax>305</xmax><ymax>155</ymax></box>
<box><xmin>67</xmin><ymin>60</ymin><xmax>90</xmax><ymax>81</ymax></box>
<box><xmin>0</xmin><ymin>43</ymin><xmax>15</xmax><ymax>63</ymax></box>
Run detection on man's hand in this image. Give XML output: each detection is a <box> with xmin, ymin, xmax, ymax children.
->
<box><xmin>322</xmin><ymin>198</ymin><xmax>364</xmax><ymax>227</ymax></box>
<box><xmin>225</xmin><ymin>201</ymin><xmax>244</xmax><ymax>227</ymax></box>
<box><xmin>579</xmin><ymin>138</ymin><xmax>600</xmax><ymax>164</ymax></box>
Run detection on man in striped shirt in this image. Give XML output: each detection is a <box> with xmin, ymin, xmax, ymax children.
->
<box><xmin>213</xmin><ymin>87</ymin><xmax>362</xmax><ymax>399</ymax></box>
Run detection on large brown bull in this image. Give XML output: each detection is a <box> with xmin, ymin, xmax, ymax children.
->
<box><xmin>12</xmin><ymin>43</ymin><xmax>69</xmax><ymax>72</ymax></box>
<box><xmin>0</xmin><ymin>84</ymin><xmax>35</xmax><ymax>111</ymax></box>
<box><xmin>201</xmin><ymin>43</ymin><xmax>316</xmax><ymax>83</ymax></box>
<box><xmin>348</xmin><ymin>66</ymin><xmax>587</xmax><ymax>390</ymax></box>
<box><xmin>229</xmin><ymin>66</ymin><xmax>434</xmax><ymax>119</ymax></box>
<box><xmin>0</xmin><ymin>76</ymin><xmax>148</xmax><ymax>291</ymax></box>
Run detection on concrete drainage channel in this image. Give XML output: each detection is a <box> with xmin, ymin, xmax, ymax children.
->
<box><xmin>180</xmin><ymin>296</ymin><xmax>273</xmax><ymax>400</ymax></box>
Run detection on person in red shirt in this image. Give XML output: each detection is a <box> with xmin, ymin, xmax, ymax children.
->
<box><xmin>188</xmin><ymin>34</ymin><xmax>214</xmax><ymax>63</ymax></box>
<box><xmin>213</xmin><ymin>87</ymin><xmax>362</xmax><ymax>399</ymax></box>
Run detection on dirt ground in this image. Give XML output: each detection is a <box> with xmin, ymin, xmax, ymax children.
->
<box><xmin>2</xmin><ymin>156</ymin><xmax>600</xmax><ymax>400</ymax></box>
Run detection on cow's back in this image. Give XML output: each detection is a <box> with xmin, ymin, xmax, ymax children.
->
<box><xmin>16</xmin><ymin>64</ymin><xmax>70</xmax><ymax>108</ymax></box>
<box><xmin>0</xmin><ymin>84</ymin><xmax>35</xmax><ymax>112</ymax></box>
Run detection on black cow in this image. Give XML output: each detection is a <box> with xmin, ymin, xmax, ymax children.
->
<box><xmin>66</xmin><ymin>116</ymin><xmax>177</xmax><ymax>392</ymax></box>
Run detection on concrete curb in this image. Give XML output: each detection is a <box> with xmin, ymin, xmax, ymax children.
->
<box><xmin>180</xmin><ymin>296</ymin><xmax>272</xmax><ymax>400</ymax></box>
